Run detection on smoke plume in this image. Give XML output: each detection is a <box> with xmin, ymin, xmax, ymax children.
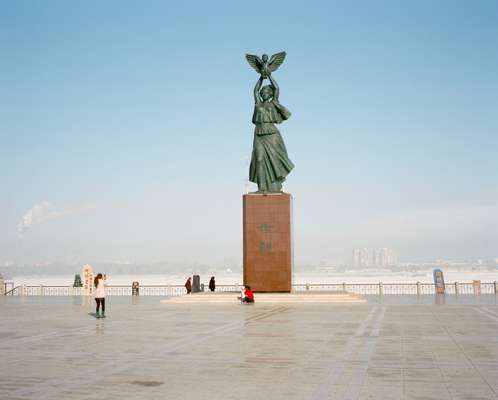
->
<box><xmin>17</xmin><ymin>201</ymin><xmax>83</xmax><ymax>235</ymax></box>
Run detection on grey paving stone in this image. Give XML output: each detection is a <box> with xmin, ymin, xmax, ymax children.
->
<box><xmin>1</xmin><ymin>296</ymin><xmax>498</xmax><ymax>400</ymax></box>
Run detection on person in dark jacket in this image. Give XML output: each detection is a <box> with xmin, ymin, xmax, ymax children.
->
<box><xmin>185</xmin><ymin>277</ymin><xmax>192</xmax><ymax>294</ymax></box>
<box><xmin>209</xmin><ymin>276</ymin><xmax>216</xmax><ymax>292</ymax></box>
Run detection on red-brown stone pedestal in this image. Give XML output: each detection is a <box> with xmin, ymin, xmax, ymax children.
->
<box><xmin>243</xmin><ymin>193</ymin><xmax>293</xmax><ymax>292</ymax></box>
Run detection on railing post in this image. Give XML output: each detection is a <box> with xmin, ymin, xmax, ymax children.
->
<box><xmin>473</xmin><ymin>280</ymin><xmax>481</xmax><ymax>296</ymax></box>
<box><xmin>416</xmin><ymin>281</ymin><xmax>421</xmax><ymax>296</ymax></box>
<box><xmin>21</xmin><ymin>284</ymin><xmax>27</xmax><ymax>296</ymax></box>
<box><xmin>379</xmin><ymin>282</ymin><xmax>383</xmax><ymax>296</ymax></box>
<box><xmin>455</xmin><ymin>282</ymin><xmax>459</xmax><ymax>295</ymax></box>
<box><xmin>342</xmin><ymin>282</ymin><xmax>346</xmax><ymax>292</ymax></box>
<box><xmin>40</xmin><ymin>284</ymin><xmax>44</xmax><ymax>296</ymax></box>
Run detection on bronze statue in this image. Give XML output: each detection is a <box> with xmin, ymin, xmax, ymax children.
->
<box><xmin>245</xmin><ymin>51</ymin><xmax>294</xmax><ymax>193</ymax></box>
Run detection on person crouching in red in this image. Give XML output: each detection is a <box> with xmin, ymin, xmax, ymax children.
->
<box><xmin>239</xmin><ymin>285</ymin><xmax>254</xmax><ymax>303</ymax></box>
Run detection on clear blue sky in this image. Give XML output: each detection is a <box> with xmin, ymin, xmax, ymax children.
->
<box><xmin>1</xmin><ymin>0</ymin><xmax>497</xmax><ymax>265</ymax></box>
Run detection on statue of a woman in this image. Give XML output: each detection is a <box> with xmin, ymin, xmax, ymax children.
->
<box><xmin>249</xmin><ymin>74</ymin><xmax>294</xmax><ymax>193</ymax></box>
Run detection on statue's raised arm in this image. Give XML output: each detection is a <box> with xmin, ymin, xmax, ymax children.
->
<box><xmin>253</xmin><ymin>76</ymin><xmax>264</xmax><ymax>103</ymax></box>
<box><xmin>268</xmin><ymin>75</ymin><xmax>280</xmax><ymax>101</ymax></box>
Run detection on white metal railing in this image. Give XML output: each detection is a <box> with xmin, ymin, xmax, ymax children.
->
<box><xmin>3</xmin><ymin>282</ymin><xmax>498</xmax><ymax>296</ymax></box>
<box><xmin>292</xmin><ymin>282</ymin><xmax>498</xmax><ymax>296</ymax></box>
<box><xmin>3</xmin><ymin>284</ymin><xmax>242</xmax><ymax>297</ymax></box>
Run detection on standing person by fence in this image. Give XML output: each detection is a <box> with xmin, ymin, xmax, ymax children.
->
<box><xmin>209</xmin><ymin>276</ymin><xmax>216</xmax><ymax>292</ymax></box>
<box><xmin>185</xmin><ymin>277</ymin><xmax>192</xmax><ymax>294</ymax></box>
<box><xmin>94</xmin><ymin>273</ymin><xmax>106</xmax><ymax>318</ymax></box>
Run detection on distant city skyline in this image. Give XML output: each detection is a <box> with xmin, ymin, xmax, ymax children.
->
<box><xmin>1</xmin><ymin>1</ymin><xmax>497</xmax><ymax>267</ymax></box>
<box><xmin>2</xmin><ymin>254</ymin><xmax>498</xmax><ymax>270</ymax></box>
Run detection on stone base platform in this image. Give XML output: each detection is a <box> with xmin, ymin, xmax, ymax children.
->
<box><xmin>160</xmin><ymin>291</ymin><xmax>366</xmax><ymax>304</ymax></box>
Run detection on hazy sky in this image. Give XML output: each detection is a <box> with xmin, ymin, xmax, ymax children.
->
<box><xmin>1</xmin><ymin>0</ymin><xmax>497</xmax><ymax>266</ymax></box>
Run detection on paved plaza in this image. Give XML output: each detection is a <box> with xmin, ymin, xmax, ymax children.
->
<box><xmin>1</xmin><ymin>295</ymin><xmax>498</xmax><ymax>400</ymax></box>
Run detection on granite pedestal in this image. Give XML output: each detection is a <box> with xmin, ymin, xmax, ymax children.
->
<box><xmin>243</xmin><ymin>193</ymin><xmax>292</xmax><ymax>292</ymax></box>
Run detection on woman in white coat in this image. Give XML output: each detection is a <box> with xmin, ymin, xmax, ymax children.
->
<box><xmin>94</xmin><ymin>273</ymin><xmax>106</xmax><ymax>318</ymax></box>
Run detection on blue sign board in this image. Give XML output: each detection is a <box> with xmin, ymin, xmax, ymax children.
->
<box><xmin>433</xmin><ymin>269</ymin><xmax>445</xmax><ymax>294</ymax></box>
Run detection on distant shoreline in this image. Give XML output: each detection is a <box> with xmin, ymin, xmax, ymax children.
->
<box><xmin>6</xmin><ymin>271</ymin><xmax>498</xmax><ymax>286</ymax></box>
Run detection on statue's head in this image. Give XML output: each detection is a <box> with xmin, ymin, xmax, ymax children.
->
<box><xmin>262</xmin><ymin>54</ymin><xmax>268</xmax><ymax>62</ymax></box>
<box><xmin>260</xmin><ymin>85</ymin><xmax>274</xmax><ymax>101</ymax></box>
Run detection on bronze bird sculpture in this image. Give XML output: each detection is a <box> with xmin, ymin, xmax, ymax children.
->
<box><xmin>245</xmin><ymin>51</ymin><xmax>286</xmax><ymax>78</ymax></box>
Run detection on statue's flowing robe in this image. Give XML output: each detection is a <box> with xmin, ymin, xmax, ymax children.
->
<box><xmin>249</xmin><ymin>100</ymin><xmax>294</xmax><ymax>192</ymax></box>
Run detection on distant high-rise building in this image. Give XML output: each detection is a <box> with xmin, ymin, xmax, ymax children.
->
<box><xmin>371</xmin><ymin>248</ymin><xmax>380</xmax><ymax>267</ymax></box>
<box><xmin>387</xmin><ymin>249</ymin><xmax>398</xmax><ymax>266</ymax></box>
<box><xmin>352</xmin><ymin>248</ymin><xmax>370</xmax><ymax>268</ymax></box>
<box><xmin>352</xmin><ymin>248</ymin><xmax>397</xmax><ymax>267</ymax></box>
